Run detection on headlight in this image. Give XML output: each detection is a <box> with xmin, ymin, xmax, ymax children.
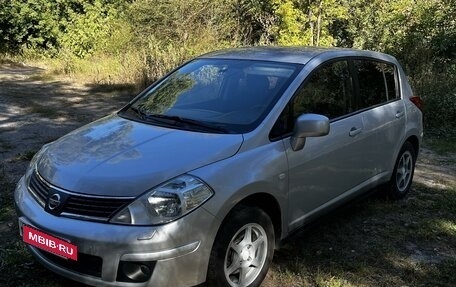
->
<box><xmin>110</xmin><ymin>175</ymin><xmax>214</xmax><ymax>225</ymax></box>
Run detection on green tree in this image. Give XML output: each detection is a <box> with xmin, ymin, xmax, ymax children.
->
<box><xmin>0</xmin><ymin>0</ymin><xmax>126</xmax><ymax>57</ymax></box>
<box><xmin>234</xmin><ymin>0</ymin><xmax>277</xmax><ymax>44</ymax></box>
<box><xmin>273</xmin><ymin>0</ymin><xmax>307</xmax><ymax>45</ymax></box>
<box><xmin>0</xmin><ymin>0</ymin><xmax>61</xmax><ymax>54</ymax></box>
<box><xmin>60</xmin><ymin>0</ymin><xmax>126</xmax><ymax>58</ymax></box>
<box><xmin>270</xmin><ymin>0</ymin><xmax>349</xmax><ymax>46</ymax></box>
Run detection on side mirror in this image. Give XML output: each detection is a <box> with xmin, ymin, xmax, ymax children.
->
<box><xmin>290</xmin><ymin>114</ymin><xmax>330</xmax><ymax>151</ymax></box>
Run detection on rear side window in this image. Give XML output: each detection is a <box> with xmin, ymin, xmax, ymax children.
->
<box><xmin>270</xmin><ymin>58</ymin><xmax>400</xmax><ymax>140</ymax></box>
<box><xmin>355</xmin><ymin>60</ymin><xmax>398</xmax><ymax>109</ymax></box>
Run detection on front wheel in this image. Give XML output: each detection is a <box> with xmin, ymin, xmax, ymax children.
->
<box><xmin>387</xmin><ymin>141</ymin><xmax>417</xmax><ymax>199</ymax></box>
<box><xmin>207</xmin><ymin>205</ymin><xmax>275</xmax><ymax>287</ymax></box>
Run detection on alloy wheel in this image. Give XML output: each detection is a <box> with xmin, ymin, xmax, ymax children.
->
<box><xmin>223</xmin><ymin>223</ymin><xmax>268</xmax><ymax>287</ymax></box>
<box><xmin>396</xmin><ymin>150</ymin><xmax>413</xmax><ymax>193</ymax></box>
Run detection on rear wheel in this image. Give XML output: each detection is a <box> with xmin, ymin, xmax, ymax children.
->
<box><xmin>387</xmin><ymin>142</ymin><xmax>416</xmax><ymax>199</ymax></box>
<box><xmin>207</xmin><ymin>205</ymin><xmax>274</xmax><ymax>287</ymax></box>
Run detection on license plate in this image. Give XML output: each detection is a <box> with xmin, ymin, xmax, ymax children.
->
<box><xmin>22</xmin><ymin>225</ymin><xmax>78</xmax><ymax>261</ymax></box>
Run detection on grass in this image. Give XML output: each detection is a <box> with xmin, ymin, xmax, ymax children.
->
<box><xmin>1</xmin><ymin>135</ymin><xmax>455</xmax><ymax>287</ymax></box>
<box><xmin>265</xmin><ymin>181</ymin><xmax>456</xmax><ymax>287</ymax></box>
<box><xmin>3</xmin><ymin>166</ymin><xmax>453</xmax><ymax>286</ymax></box>
<box><xmin>0</xmin><ymin>106</ymin><xmax>452</xmax><ymax>282</ymax></box>
<box><xmin>14</xmin><ymin>150</ymin><xmax>37</xmax><ymax>162</ymax></box>
<box><xmin>0</xmin><ymin>165</ymin><xmax>14</xmax><ymax>222</ymax></box>
<box><xmin>424</xmin><ymin>135</ymin><xmax>456</xmax><ymax>156</ymax></box>
<box><xmin>267</xmin><ymin>150</ymin><xmax>456</xmax><ymax>285</ymax></box>
<box><xmin>0</xmin><ymin>58</ymin><xmax>454</xmax><ymax>285</ymax></box>
<box><xmin>0</xmin><ymin>163</ymin><xmax>81</xmax><ymax>287</ymax></box>
<box><xmin>28</xmin><ymin>105</ymin><xmax>61</xmax><ymax>118</ymax></box>
<box><xmin>28</xmin><ymin>73</ymin><xmax>56</xmax><ymax>82</ymax></box>
<box><xmin>0</xmin><ymin>57</ymin><xmax>27</xmax><ymax>67</ymax></box>
<box><xmin>18</xmin><ymin>51</ymin><xmax>149</xmax><ymax>88</ymax></box>
<box><xmin>0</xmin><ymin>139</ymin><xmax>14</xmax><ymax>153</ymax></box>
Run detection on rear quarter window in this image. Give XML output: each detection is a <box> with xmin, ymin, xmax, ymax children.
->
<box><xmin>354</xmin><ymin>60</ymin><xmax>399</xmax><ymax>110</ymax></box>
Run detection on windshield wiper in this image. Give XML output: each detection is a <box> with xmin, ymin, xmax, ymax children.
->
<box><xmin>129</xmin><ymin>106</ymin><xmax>148</xmax><ymax>120</ymax></box>
<box><xmin>144</xmin><ymin>114</ymin><xmax>229</xmax><ymax>133</ymax></box>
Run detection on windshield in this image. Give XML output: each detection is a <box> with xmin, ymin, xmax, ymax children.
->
<box><xmin>121</xmin><ymin>59</ymin><xmax>302</xmax><ymax>133</ymax></box>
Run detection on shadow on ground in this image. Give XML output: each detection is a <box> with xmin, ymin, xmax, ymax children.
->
<box><xmin>0</xmin><ymin>63</ymin><xmax>136</xmax><ymax>181</ymax></box>
<box><xmin>263</xmin><ymin>181</ymin><xmax>456</xmax><ymax>286</ymax></box>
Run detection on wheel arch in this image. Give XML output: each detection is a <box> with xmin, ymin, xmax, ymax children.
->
<box><xmin>206</xmin><ymin>193</ymin><xmax>278</xmax><ymax>286</ymax></box>
<box><xmin>405</xmin><ymin>135</ymin><xmax>420</xmax><ymax>158</ymax></box>
<box><xmin>219</xmin><ymin>192</ymin><xmax>283</xmax><ymax>248</ymax></box>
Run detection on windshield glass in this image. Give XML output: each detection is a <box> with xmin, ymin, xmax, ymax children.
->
<box><xmin>122</xmin><ymin>59</ymin><xmax>302</xmax><ymax>133</ymax></box>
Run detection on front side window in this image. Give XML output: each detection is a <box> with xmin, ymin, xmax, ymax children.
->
<box><xmin>292</xmin><ymin>60</ymin><xmax>353</xmax><ymax>119</ymax></box>
<box><xmin>270</xmin><ymin>60</ymin><xmax>353</xmax><ymax>138</ymax></box>
<box><xmin>355</xmin><ymin>60</ymin><xmax>398</xmax><ymax>109</ymax></box>
<box><xmin>121</xmin><ymin>59</ymin><xmax>301</xmax><ymax>133</ymax></box>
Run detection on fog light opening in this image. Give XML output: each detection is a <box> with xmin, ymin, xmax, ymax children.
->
<box><xmin>117</xmin><ymin>261</ymin><xmax>155</xmax><ymax>283</ymax></box>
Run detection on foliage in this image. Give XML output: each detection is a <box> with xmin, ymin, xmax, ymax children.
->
<box><xmin>0</xmin><ymin>0</ymin><xmax>455</xmax><ymax>131</ymax></box>
<box><xmin>59</xmin><ymin>0</ymin><xmax>126</xmax><ymax>58</ymax></box>
<box><xmin>0</xmin><ymin>0</ymin><xmax>126</xmax><ymax>57</ymax></box>
<box><xmin>234</xmin><ymin>0</ymin><xmax>277</xmax><ymax>44</ymax></box>
<box><xmin>125</xmin><ymin>0</ymin><xmax>238</xmax><ymax>84</ymax></box>
<box><xmin>0</xmin><ymin>0</ymin><xmax>61</xmax><ymax>54</ymax></box>
<box><xmin>273</xmin><ymin>0</ymin><xmax>308</xmax><ymax>45</ymax></box>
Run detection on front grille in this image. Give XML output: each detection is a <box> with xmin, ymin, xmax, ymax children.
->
<box><xmin>62</xmin><ymin>196</ymin><xmax>133</xmax><ymax>219</ymax></box>
<box><xmin>28</xmin><ymin>171</ymin><xmax>50</xmax><ymax>206</ymax></box>
<box><xmin>37</xmin><ymin>249</ymin><xmax>103</xmax><ymax>278</ymax></box>
<box><xmin>28</xmin><ymin>171</ymin><xmax>134</xmax><ymax>221</ymax></box>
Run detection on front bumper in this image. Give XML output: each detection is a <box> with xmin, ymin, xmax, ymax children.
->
<box><xmin>14</xmin><ymin>176</ymin><xmax>220</xmax><ymax>287</ymax></box>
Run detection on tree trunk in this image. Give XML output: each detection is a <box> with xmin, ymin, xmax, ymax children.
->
<box><xmin>308</xmin><ymin>0</ymin><xmax>314</xmax><ymax>45</ymax></box>
<box><xmin>316</xmin><ymin>0</ymin><xmax>323</xmax><ymax>46</ymax></box>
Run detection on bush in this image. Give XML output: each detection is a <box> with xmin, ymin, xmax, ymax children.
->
<box><xmin>413</xmin><ymin>70</ymin><xmax>456</xmax><ymax>132</ymax></box>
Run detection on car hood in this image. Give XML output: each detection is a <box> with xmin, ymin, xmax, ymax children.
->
<box><xmin>37</xmin><ymin>114</ymin><xmax>243</xmax><ymax>196</ymax></box>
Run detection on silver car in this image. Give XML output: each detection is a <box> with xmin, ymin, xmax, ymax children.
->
<box><xmin>15</xmin><ymin>47</ymin><xmax>423</xmax><ymax>287</ymax></box>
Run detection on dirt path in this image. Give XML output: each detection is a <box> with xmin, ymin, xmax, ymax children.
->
<box><xmin>0</xmin><ymin>62</ymin><xmax>134</xmax><ymax>182</ymax></box>
<box><xmin>415</xmin><ymin>147</ymin><xmax>456</xmax><ymax>189</ymax></box>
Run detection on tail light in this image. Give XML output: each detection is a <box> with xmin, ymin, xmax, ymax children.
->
<box><xmin>409</xmin><ymin>96</ymin><xmax>423</xmax><ymax>112</ymax></box>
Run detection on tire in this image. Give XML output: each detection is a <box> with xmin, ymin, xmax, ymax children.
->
<box><xmin>387</xmin><ymin>141</ymin><xmax>417</xmax><ymax>199</ymax></box>
<box><xmin>207</xmin><ymin>205</ymin><xmax>275</xmax><ymax>287</ymax></box>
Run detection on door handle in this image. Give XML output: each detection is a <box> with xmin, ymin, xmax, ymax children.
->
<box><xmin>349</xmin><ymin>127</ymin><xmax>362</xmax><ymax>137</ymax></box>
<box><xmin>395</xmin><ymin>111</ymin><xmax>405</xmax><ymax>118</ymax></box>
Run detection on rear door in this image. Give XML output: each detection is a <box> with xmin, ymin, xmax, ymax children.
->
<box><xmin>353</xmin><ymin>59</ymin><xmax>405</xmax><ymax>176</ymax></box>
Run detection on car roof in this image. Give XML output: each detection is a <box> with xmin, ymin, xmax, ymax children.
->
<box><xmin>199</xmin><ymin>46</ymin><xmax>396</xmax><ymax>65</ymax></box>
